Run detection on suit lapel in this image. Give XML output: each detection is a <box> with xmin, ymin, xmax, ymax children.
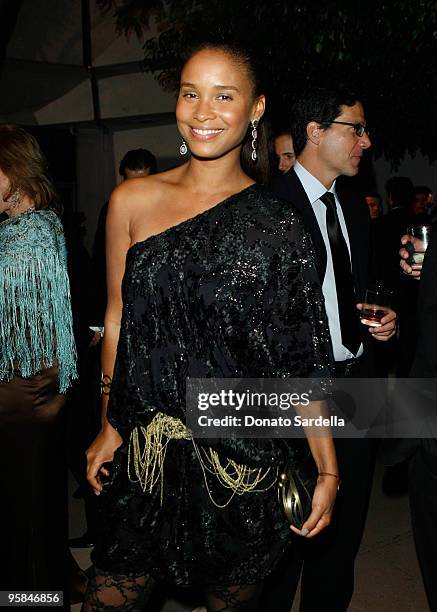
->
<box><xmin>271</xmin><ymin>170</ymin><xmax>368</xmax><ymax>292</ymax></box>
<box><xmin>281</xmin><ymin>169</ymin><xmax>327</xmax><ymax>281</ymax></box>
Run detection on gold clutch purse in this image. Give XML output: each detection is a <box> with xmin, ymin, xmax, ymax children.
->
<box><xmin>278</xmin><ymin>452</ymin><xmax>318</xmax><ymax>530</ymax></box>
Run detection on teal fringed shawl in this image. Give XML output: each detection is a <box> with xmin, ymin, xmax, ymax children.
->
<box><xmin>0</xmin><ymin>208</ymin><xmax>77</xmax><ymax>393</ymax></box>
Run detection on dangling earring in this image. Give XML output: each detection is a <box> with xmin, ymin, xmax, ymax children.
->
<box><xmin>250</xmin><ymin>120</ymin><xmax>259</xmax><ymax>162</ymax></box>
<box><xmin>8</xmin><ymin>189</ymin><xmax>22</xmax><ymax>209</ymax></box>
<box><xmin>180</xmin><ymin>139</ymin><xmax>188</xmax><ymax>156</ymax></box>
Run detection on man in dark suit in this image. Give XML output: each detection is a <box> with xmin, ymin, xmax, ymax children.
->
<box><xmin>386</xmin><ymin>228</ymin><xmax>437</xmax><ymax>610</ymax></box>
<box><xmin>262</xmin><ymin>87</ymin><xmax>397</xmax><ymax>612</ymax></box>
<box><xmin>374</xmin><ymin>177</ymin><xmax>417</xmax><ymax>377</ymax></box>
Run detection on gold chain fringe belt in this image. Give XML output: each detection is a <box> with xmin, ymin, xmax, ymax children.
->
<box><xmin>127</xmin><ymin>412</ymin><xmax>277</xmax><ymax>508</ymax></box>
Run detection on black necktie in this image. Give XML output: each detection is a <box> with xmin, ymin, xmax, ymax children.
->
<box><xmin>320</xmin><ymin>192</ymin><xmax>361</xmax><ymax>356</ymax></box>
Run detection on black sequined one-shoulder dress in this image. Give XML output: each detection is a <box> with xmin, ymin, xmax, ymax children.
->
<box><xmin>92</xmin><ymin>184</ymin><xmax>332</xmax><ymax>586</ymax></box>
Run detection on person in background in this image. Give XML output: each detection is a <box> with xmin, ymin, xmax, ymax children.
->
<box><xmin>69</xmin><ymin>148</ymin><xmax>158</xmax><ymax>551</ymax></box>
<box><xmin>267</xmin><ymin>86</ymin><xmax>396</xmax><ymax>612</ymax></box>
<box><xmin>412</xmin><ymin>185</ymin><xmax>433</xmax><ymax>222</ymax></box>
<box><xmin>364</xmin><ymin>190</ymin><xmax>396</xmax><ymax>377</ymax></box>
<box><xmin>65</xmin><ymin>210</ymin><xmax>102</xmax><ymax>552</ymax></box>
<box><xmin>375</xmin><ymin>176</ymin><xmax>415</xmax><ymax>293</ymax></box>
<box><xmin>274</xmin><ymin>130</ymin><xmax>296</xmax><ymax>174</ymax></box>
<box><xmin>119</xmin><ymin>147</ymin><xmax>157</xmax><ymax>180</ymax></box>
<box><xmin>365</xmin><ymin>191</ymin><xmax>382</xmax><ymax>220</ymax></box>
<box><xmin>92</xmin><ymin>148</ymin><xmax>158</xmax><ymax>328</ymax></box>
<box><xmin>374</xmin><ymin>176</ymin><xmax>415</xmax><ymax>342</ymax></box>
<box><xmin>383</xmin><ymin>228</ymin><xmax>437</xmax><ymax>610</ymax></box>
<box><xmin>374</xmin><ymin>177</ymin><xmax>417</xmax><ymax>494</ymax></box>
<box><xmin>386</xmin><ymin>176</ymin><xmax>415</xmax><ymax>215</ymax></box>
<box><xmin>379</xmin><ymin>176</ymin><xmax>415</xmax><ymax>259</ymax></box>
<box><xmin>0</xmin><ymin>124</ymin><xmax>77</xmax><ymax>592</ymax></box>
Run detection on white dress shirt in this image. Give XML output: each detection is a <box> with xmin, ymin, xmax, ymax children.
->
<box><xmin>294</xmin><ymin>161</ymin><xmax>363</xmax><ymax>361</ymax></box>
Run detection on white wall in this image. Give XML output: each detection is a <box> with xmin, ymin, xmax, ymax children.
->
<box><xmin>99</xmin><ymin>73</ymin><xmax>175</xmax><ymax>118</ymax></box>
<box><xmin>113</xmin><ymin>123</ymin><xmax>181</xmax><ymax>181</ymax></box>
<box><xmin>2</xmin><ymin>0</ymin><xmax>171</xmax><ymax>125</ymax></box>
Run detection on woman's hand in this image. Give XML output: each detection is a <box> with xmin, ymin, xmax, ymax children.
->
<box><xmin>290</xmin><ymin>473</ymin><xmax>338</xmax><ymax>538</ymax></box>
<box><xmin>88</xmin><ymin>330</ymin><xmax>103</xmax><ymax>348</ymax></box>
<box><xmin>294</xmin><ymin>402</ymin><xmax>338</xmax><ymax>537</ymax></box>
<box><xmin>86</xmin><ymin>424</ymin><xmax>123</xmax><ymax>495</ymax></box>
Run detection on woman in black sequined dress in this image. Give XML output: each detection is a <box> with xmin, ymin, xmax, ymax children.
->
<box><xmin>83</xmin><ymin>42</ymin><xmax>338</xmax><ymax>611</ymax></box>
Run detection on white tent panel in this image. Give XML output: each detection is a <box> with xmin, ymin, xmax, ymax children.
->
<box><xmin>6</xmin><ymin>0</ymin><xmax>84</xmax><ymax>64</ymax></box>
<box><xmin>99</xmin><ymin>72</ymin><xmax>175</xmax><ymax>119</ymax></box>
<box><xmin>34</xmin><ymin>80</ymin><xmax>94</xmax><ymax>124</ymax></box>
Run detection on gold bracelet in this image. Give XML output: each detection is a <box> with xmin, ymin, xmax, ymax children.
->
<box><xmin>318</xmin><ymin>471</ymin><xmax>341</xmax><ymax>490</ymax></box>
<box><xmin>100</xmin><ymin>373</ymin><xmax>112</xmax><ymax>396</ymax></box>
<box><xmin>318</xmin><ymin>471</ymin><xmax>340</xmax><ymax>479</ymax></box>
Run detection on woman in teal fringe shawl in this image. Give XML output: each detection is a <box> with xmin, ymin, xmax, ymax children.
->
<box><xmin>0</xmin><ymin>125</ymin><xmax>77</xmax><ymax>592</ymax></box>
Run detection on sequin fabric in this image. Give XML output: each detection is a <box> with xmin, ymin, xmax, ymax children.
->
<box><xmin>93</xmin><ymin>184</ymin><xmax>332</xmax><ymax>586</ymax></box>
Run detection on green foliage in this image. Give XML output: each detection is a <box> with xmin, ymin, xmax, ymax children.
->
<box><xmin>97</xmin><ymin>0</ymin><xmax>437</xmax><ymax>164</ymax></box>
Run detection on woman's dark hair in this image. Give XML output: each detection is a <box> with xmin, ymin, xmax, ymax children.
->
<box><xmin>291</xmin><ymin>87</ymin><xmax>359</xmax><ymax>157</ymax></box>
<box><xmin>119</xmin><ymin>148</ymin><xmax>157</xmax><ymax>177</ymax></box>
<box><xmin>0</xmin><ymin>124</ymin><xmax>60</xmax><ymax>213</ymax></box>
<box><xmin>181</xmin><ymin>41</ymin><xmax>270</xmax><ymax>184</ymax></box>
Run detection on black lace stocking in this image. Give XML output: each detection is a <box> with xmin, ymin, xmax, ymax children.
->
<box><xmin>81</xmin><ymin>567</ymin><xmax>154</xmax><ymax>611</ymax></box>
<box><xmin>82</xmin><ymin>567</ymin><xmax>261</xmax><ymax>612</ymax></box>
<box><xmin>204</xmin><ymin>582</ymin><xmax>263</xmax><ymax>612</ymax></box>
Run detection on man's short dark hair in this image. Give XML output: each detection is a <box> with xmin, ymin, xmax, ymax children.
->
<box><xmin>365</xmin><ymin>191</ymin><xmax>381</xmax><ymax>202</ymax></box>
<box><xmin>119</xmin><ymin>148</ymin><xmax>157</xmax><ymax>177</ymax></box>
<box><xmin>290</xmin><ymin>87</ymin><xmax>359</xmax><ymax>156</ymax></box>
<box><xmin>274</xmin><ymin>129</ymin><xmax>293</xmax><ymax>139</ymax></box>
<box><xmin>386</xmin><ymin>176</ymin><xmax>414</xmax><ymax>209</ymax></box>
<box><xmin>414</xmin><ymin>185</ymin><xmax>432</xmax><ymax>196</ymax></box>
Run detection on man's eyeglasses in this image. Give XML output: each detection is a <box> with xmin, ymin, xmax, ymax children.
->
<box><xmin>330</xmin><ymin>121</ymin><xmax>369</xmax><ymax>137</ymax></box>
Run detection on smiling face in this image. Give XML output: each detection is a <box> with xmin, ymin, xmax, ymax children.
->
<box><xmin>176</xmin><ymin>48</ymin><xmax>265</xmax><ymax>162</ymax></box>
<box><xmin>318</xmin><ymin>102</ymin><xmax>371</xmax><ymax>180</ymax></box>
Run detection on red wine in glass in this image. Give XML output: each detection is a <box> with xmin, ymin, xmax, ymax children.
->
<box><xmin>360</xmin><ymin>306</ymin><xmax>388</xmax><ymax>327</ymax></box>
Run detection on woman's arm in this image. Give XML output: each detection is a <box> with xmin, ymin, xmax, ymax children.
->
<box><xmin>292</xmin><ymin>400</ymin><xmax>338</xmax><ymax>538</ymax></box>
<box><xmin>100</xmin><ymin>191</ymin><xmax>132</xmax><ymax>426</ymax></box>
<box><xmin>86</xmin><ymin>185</ymin><xmax>133</xmax><ymax>494</ymax></box>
